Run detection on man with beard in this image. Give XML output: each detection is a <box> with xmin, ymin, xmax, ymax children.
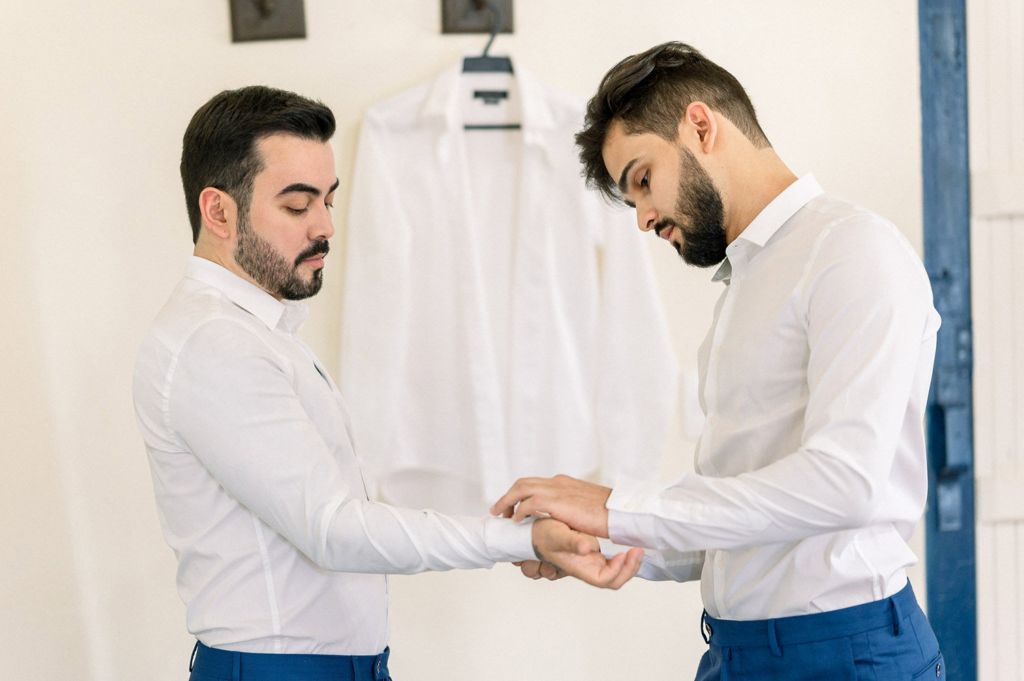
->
<box><xmin>492</xmin><ymin>43</ymin><xmax>946</xmax><ymax>680</ymax></box>
<box><xmin>133</xmin><ymin>86</ymin><xmax>642</xmax><ymax>681</ymax></box>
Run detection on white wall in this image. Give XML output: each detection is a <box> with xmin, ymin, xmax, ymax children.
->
<box><xmin>0</xmin><ymin>2</ymin><xmax>924</xmax><ymax>679</ymax></box>
<box><xmin>968</xmin><ymin>0</ymin><xmax>1024</xmax><ymax>678</ymax></box>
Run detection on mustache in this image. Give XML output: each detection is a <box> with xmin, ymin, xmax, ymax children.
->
<box><xmin>654</xmin><ymin>218</ymin><xmax>680</xmax><ymax>238</ymax></box>
<box><xmin>294</xmin><ymin>239</ymin><xmax>330</xmax><ymax>266</ymax></box>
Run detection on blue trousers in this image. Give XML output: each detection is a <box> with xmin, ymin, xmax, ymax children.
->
<box><xmin>188</xmin><ymin>641</ymin><xmax>392</xmax><ymax>681</ymax></box>
<box><xmin>695</xmin><ymin>582</ymin><xmax>945</xmax><ymax>680</ymax></box>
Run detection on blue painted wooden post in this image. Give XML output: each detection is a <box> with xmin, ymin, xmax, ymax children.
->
<box><xmin>919</xmin><ymin>0</ymin><xmax>976</xmax><ymax>678</ymax></box>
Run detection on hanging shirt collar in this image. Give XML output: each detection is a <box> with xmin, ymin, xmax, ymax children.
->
<box><xmin>712</xmin><ymin>174</ymin><xmax>824</xmax><ymax>282</ymax></box>
<box><xmin>419</xmin><ymin>58</ymin><xmax>558</xmax><ymax>138</ymax></box>
<box><xmin>184</xmin><ymin>256</ymin><xmax>308</xmax><ymax>333</ymax></box>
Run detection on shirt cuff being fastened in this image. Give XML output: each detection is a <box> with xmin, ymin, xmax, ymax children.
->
<box><xmin>483</xmin><ymin>515</ymin><xmax>539</xmax><ymax>563</ymax></box>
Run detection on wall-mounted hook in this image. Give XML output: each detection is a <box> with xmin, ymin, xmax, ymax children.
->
<box><xmin>253</xmin><ymin>0</ymin><xmax>277</xmax><ymax>19</ymax></box>
<box><xmin>441</xmin><ymin>0</ymin><xmax>514</xmax><ymax>36</ymax></box>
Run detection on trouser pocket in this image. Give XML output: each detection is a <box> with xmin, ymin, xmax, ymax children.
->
<box><xmin>912</xmin><ymin>651</ymin><xmax>945</xmax><ymax>680</ymax></box>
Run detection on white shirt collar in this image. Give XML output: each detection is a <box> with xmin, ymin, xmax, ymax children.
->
<box><xmin>418</xmin><ymin>58</ymin><xmax>558</xmax><ymax>138</ymax></box>
<box><xmin>184</xmin><ymin>256</ymin><xmax>302</xmax><ymax>332</ymax></box>
<box><xmin>713</xmin><ymin>174</ymin><xmax>823</xmax><ymax>282</ymax></box>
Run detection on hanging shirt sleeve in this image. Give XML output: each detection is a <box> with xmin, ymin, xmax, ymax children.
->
<box><xmin>339</xmin><ymin>116</ymin><xmax>413</xmax><ymax>500</ymax></box>
<box><xmin>591</xmin><ymin>198</ymin><xmax>678</xmax><ymax>485</ymax></box>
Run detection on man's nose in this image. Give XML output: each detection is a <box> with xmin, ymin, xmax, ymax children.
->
<box><xmin>311</xmin><ymin>205</ymin><xmax>335</xmax><ymax>240</ymax></box>
<box><xmin>637</xmin><ymin>205</ymin><xmax>658</xmax><ymax>233</ymax></box>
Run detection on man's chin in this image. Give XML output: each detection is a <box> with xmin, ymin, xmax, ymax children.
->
<box><xmin>278</xmin><ymin>271</ymin><xmax>324</xmax><ymax>301</ymax></box>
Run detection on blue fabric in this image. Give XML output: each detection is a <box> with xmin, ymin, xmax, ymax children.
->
<box><xmin>188</xmin><ymin>641</ymin><xmax>392</xmax><ymax>681</ymax></box>
<box><xmin>695</xmin><ymin>582</ymin><xmax>946</xmax><ymax>680</ymax></box>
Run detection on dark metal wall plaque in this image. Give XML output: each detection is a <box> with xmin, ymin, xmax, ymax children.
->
<box><xmin>230</xmin><ymin>0</ymin><xmax>306</xmax><ymax>43</ymax></box>
<box><xmin>442</xmin><ymin>0</ymin><xmax>514</xmax><ymax>34</ymax></box>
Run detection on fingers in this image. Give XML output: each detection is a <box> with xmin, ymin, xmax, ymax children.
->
<box><xmin>490</xmin><ymin>478</ymin><xmax>539</xmax><ymax>518</ymax></box>
<box><xmin>538</xmin><ymin>562</ymin><xmax>563</xmax><ymax>580</ymax></box>
<box><xmin>605</xmin><ymin>548</ymin><xmax>644</xmax><ymax>590</ymax></box>
<box><xmin>512</xmin><ymin>497</ymin><xmax>544</xmax><ymax>523</ymax></box>
<box><xmin>519</xmin><ymin>560</ymin><xmax>543</xmax><ymax>579</ymax></box>
<box><xmin>517</xmin><ymin>560</ymin><xmax>564</xmax><ymax>581</ymax></box>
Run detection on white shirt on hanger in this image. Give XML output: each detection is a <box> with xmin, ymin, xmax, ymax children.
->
<box><xmin>133</xmin><ymin>257</ymin><xmax>536</xmax><ymax>655</ymax></box>
<box><xmin>341</xmin><ymin>61</ymin><xmax>678</xmax><ymax>515</ymax></box>
<box><xmin>606</xmin><ymin>176</ymin><xmax>941</xmax><ymax>619</ymax></box>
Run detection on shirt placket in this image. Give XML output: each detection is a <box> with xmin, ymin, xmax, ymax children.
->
<box><xmin>700</xmin><ymin>248</ymin><xmax>748</xmax><ymax>619</ymax></box>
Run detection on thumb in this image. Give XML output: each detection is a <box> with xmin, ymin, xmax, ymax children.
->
<box><xmin>574</xmin><ymin>532</ymin><xmax>599</xmax><ymax>556</ymax></box>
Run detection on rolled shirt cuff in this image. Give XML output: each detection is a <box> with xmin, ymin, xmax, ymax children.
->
<box><xmin>606</xmin><ymin>479</ymin><xmax>666</xmax><ymax>549</ymax></box>
<box><xmin>483</xmin><ymin>516</ymin><xmax>539</xmax><ymax>562</ymax></box>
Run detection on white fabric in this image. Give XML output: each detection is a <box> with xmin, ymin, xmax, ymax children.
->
<box><xmin>340</xmin><ymin>61</ymin><xmax>677</xmax><ymax>515</ymax></box>
<box><xmin>607</xmin><ymin>175</ymin><xmax>941</xmax><ymax>620</ymax></box>
<box><xmin>133</xmin><ymin>256</ymin><xmax>537</xmax><ymax>655</ymax></box>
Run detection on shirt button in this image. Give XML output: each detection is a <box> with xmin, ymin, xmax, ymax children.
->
<box><xmin>708</xmin><ymin>416</ymin><xmax>718</xmax><ymax>427</ymax></box>
<box><xmin>733</xmin><ymin>276</ymin><xmax>742</xmax><ymax>285</ymax></box>
<box><xmin>714</xmin><ymin>346</ymin><xmax>723</xmax><ymax>355</ymax></box>
<box><xmin>624</xmin><ymin>501</ymin><xmax>635</xmax><ymax>511</ymax></box>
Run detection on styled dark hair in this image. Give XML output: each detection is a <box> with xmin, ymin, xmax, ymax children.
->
<box><xmin>576</xmin><ymin>42</ymin><xmax>770</xmax><ymax>203</ymax></box>
<box><xmin>180</xmin><ymin>85</ymin><xmax>336</xmax><ymax>243</ymax></box>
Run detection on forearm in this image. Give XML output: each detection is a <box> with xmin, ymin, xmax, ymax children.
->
<box><xmin>319</xmin><ymin>500</ymin><xmax>537</xmax><ymax>574</ymax></box>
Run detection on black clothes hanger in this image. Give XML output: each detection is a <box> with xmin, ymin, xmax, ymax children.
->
<box><xmin>461</xmin><ymin>1</ymin><xmax>520</xmax><ymax>130</ymax></box>
<box><xmin>462</xmin><ymin>0</ymin><xmax>513</xmax><ymax>74</ymax></box>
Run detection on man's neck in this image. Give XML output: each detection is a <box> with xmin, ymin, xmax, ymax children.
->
<box><xmin>722</xmin><ymin>148</ymin><xmax>799</xmax><ymax>245</ymax></box>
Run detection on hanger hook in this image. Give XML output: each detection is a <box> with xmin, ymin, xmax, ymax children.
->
<box><xmin>474</xmin><ymin>0</ymin><xmax>503</xmax><ymax>58</ymax></box>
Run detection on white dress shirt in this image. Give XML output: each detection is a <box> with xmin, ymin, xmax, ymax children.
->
<box><xmin>606</xmin><ymin>175</ymin><xmax>941</xmax><ymax>620</ymax></box>
<box><xmin>341</xmin><ymin>61</ymin><xmax>677</xmax><ymax>515</ymax></box>
<box><xmin>133</xmin><ymin>257</ymin><xmax>536</xmax><ymax>655</ymax></box>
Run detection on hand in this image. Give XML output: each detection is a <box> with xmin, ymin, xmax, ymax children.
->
<box><xmin>492</xmin><ymin>475</ymin><xmax>613</xmax><ymax>538</ymax></box>
<box><xmin>528</xmin><ymin>517</ymin><xmax>643</xmax><ymax>590</ymax></box>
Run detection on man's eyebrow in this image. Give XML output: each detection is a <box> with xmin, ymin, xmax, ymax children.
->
<box><xmin>277</xmin><ymin>179</ymin><xmax>340</xmax><ymax>197</ymax></box>
<box><xmin>277</xmin><ymin>183</ymin><xmax>323</xmax><ymax>197</ymax></box>
<box><xmin>617</xmin><ymin>158</ymin><xmax>639</xmax><ymax>196</ymax></box>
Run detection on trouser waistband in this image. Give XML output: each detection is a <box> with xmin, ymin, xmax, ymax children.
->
<box><xmin>189</xmin><ymin>641</ymin><xmax>392</xmax><ymax>681</ymax></box>
<box><xmin>701</xmin><ymin>581</ymin><xmax>918</xmax><ymax>652</ymax></box>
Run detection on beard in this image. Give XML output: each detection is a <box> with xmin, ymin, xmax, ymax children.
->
<box><xmin>655</xmin><ymin>145</ymin><xmax>728</xmax><ymax>268</ymax></box>
<box><xmin>234</xmin><ymin>211</ymin><xmax>328</xmax><ymax>301</ymax></box>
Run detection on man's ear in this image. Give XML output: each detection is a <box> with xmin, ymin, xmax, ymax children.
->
<box><xmin>198</xmin><ymin>188</ymin><xmax>237</xmax><ymax>240</ymax></box>
<box><xmin>678</xmin><ymin>102</ymin><xmax>718</xmax><ymax>155</ymax></box>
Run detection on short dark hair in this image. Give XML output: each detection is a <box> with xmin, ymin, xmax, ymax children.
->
<box><xmin>180</xmin><ymin>85</ymin><xmax>336</xmax><ymax>243</ymax></box>
<box><xmin>576</xmin><ymin>42</ymin><xmax>770</xmax><ymax>203</ymax></box>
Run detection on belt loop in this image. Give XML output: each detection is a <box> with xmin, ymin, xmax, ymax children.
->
<box><xmin>189</xmin><ymin>641</ymin><xmax>199</xmax><ymax>672</ymax></box>
<box><xmin>375</xmin><ymin>646</ymin><xmax>391</xmax><ymax>681</ymax></box>
<box><xmin>891</xmin><ymin>595</ymin><xmax>904</xmax><ymax>636</ymax></box>
<box><xmin>700</xmin><ymin>610</ymin><xmax>711</xmax><ymax>644</ymax></box>
<box><xmin>232</xmin><ymin>650</ymin><xmax>241</xmax><ymax>681</ymax></box>
<box><xmin>767</xmin><ymin>619</ymin><xmax>782</xmax><ymax>657</ymax></box>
